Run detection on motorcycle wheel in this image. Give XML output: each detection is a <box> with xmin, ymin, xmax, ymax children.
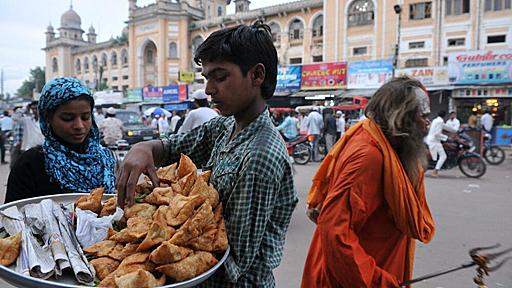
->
<box><xmin>458</xmin><ymin>155</ymin><xmax>486</xmax><ymax>178</ymax></box>
<box><xmin>293</xmin><ymin>143</ymin><xmax>311</xmax><ymax>165</ymax></box>
<box><xmin>483</xmin><ymin>146</ymin><xmax>505</xmax><ymax>165</ymax></box>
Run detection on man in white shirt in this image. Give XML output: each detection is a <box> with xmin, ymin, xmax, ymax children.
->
<box><xmin>1</xmin><ymin>111</ymin><xmax>13</xmax><ymax>164</ymax></box>
<box><xmin>445</xmin><ymin>111</ymin><xmax>460</xmax><ymax>133</ymax></box>
<box><xmin>335</xmin><ymin>110</ymin><xmax>345</xmax><ymax>140</ymax></box>
<box><xmin>426</xmin><ymin>110</ymin><xmax>448</xmax><ymax>177</ymax></box>
<box><xmin>178</xmin><ymin>89</ymin><xmax>218</xmax><ymax>133</ymax></box>
<box><xmin>169</xmin><ymin>111</ymin><xmax>181</xmax><ymax>133</ymax></box>
<box><xmin>481</xmin><ymin>111</ymin><xmax>493</xmax><ymax>133</ymax></box>
<box><xmin>98</xmin><ymin>107</ymin><xmax>124</xmax><ymax>146</ymax></box>
<box><xmin>307</xmin><ymin>107</ymin><xmax>324</xmax><ymax>161</ymax></box>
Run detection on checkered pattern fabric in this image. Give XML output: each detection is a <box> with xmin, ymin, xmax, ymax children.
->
<box><xmin>161</xmin><ymin>109</ymin><xmax>298</xmax><ymax>287</ymax></box>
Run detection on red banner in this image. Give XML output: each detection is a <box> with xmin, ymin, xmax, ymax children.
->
<box><xmin>178</xmin><ymin>85</ymin><xmax>188</xmax><ymax>101</ymax></box>
<box><xmin>301</xmin><ymin>62</ymin><xmax>347</xmax><ymax>90</ymax></box>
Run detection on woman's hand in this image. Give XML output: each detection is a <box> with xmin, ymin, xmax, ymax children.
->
<box><xmin>116</xmin><ymin>140</ymin><xmax>162</xmax><ymax>208</ymax></box>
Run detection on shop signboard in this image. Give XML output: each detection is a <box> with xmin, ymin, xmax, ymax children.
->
<box><xmin>126</xmin><ymin>88</ymin><xmax>143</xmax><ymax>102</ymax></box>
<box><xmin>397</xmin><ymin>67</ymin><xmax>449</xmax><ymax>87</ymax></box>
<box><xmin>347</xmin><ymin>59</ymin><xmax>393</xmax><ymax>89</ymax></box>
<box><xmin>162</xmin><ymin>85</ymin><xmax>180</xmax><ymax>102</ymax></box>
<box><xmin>179</xmin><ymin>85</ymin><xmax>188</xmax><ymax>101</ymax></box>
<box><xmin>164</xmin><ymin>103</ymin><xmax>189</xmax><ymax>111</ymax></box>
<box><xmin>276</xmin><ymin>65</ymin><xmax>301</xmax><ymax>91</ymax></box>
<box><xmin>142</xmin><ymin>86</ymin><xmax>163</xmax><ymax>103</ymax></box>
<box><xmin>301</xmin><ymin>62</ymin><xmax>347</xmax><ymax>90</ymax></box>
<box><xmin>448</xmin><ymin>49</ymin><xmax>512</xmax><ymax>85</ymax></box>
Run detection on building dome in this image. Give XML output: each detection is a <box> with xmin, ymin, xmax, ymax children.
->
<box><xmin>89</xmin><ymin>25</ymin><xmax>95</xmax><ymax>34</ymax></box>
<box><xmin>60</xmin><ymin>7</ymin><xmax>82</xmax><ymax>29</ymax></box>
<box><xmin>47</xmin><ymin>23</ymin><xmax>54</xmax><ymax>32</ymax></box>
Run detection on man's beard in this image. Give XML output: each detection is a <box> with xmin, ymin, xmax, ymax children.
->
<box><xmin>392</xmin><ymin>128</ymin><xmax>428</xmax><ymax>183</ymax></box>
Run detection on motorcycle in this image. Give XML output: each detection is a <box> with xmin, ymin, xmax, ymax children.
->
<box><xmin>285</xmin><ymin>135</ymin><xmax>312</xmax><ymax>165</ymax></box>
<box><xmin>482</xmin><ymin>132</ymin><xmax>506</xmax><ymax>165</ymax></box>
<box><xmin>427</xmin><ymin>132</ymin><xmax>486</xmax><ymax>178</ymax></box>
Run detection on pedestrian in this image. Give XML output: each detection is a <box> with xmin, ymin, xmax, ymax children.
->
<box><xmin>116</xmin><ymin>21</ymin><xmax>298</xmax><ymax>287</ymax></box>
<box><xmin>445</xmin><ymin>111</ymin><xmax>460</xmax><ymax>132</ymax></box>
<box><xmin>9</xmin><ymin>107</ymin><xmax>25</xmax><ymax>169</ymax></box>
<box><xmin>299</xmin><ymin>111</ymin><xmax>309</xmax><ymax>135</ymax></box>
<box><xmin>302</xmin><ymin>77</ymin><xmax>435</xmax><ymax>287</ymax></box>
<box><xmin>177</xmin><ymin>89</ymin><xmax>218</xmax><ymax>133</ymax></box>
<box><xmin>323</xmin><ymin>108</ymin><xmax>337</xmax><ymax>152</ymax></box>
<box><xmin>6</xmin><ymin>77</ymin><xmax>116</xmax><ymax>203</ymax></box>
<box><xmin>335</xmin><ymin>110</ymin><xmax>345</xmax><ymax>140</ymax></box>
<box><xmin>169</xmin><ymin>110</ymin><xmax>181</xmax><ymax>133</ymax></box>
<box><xmin>173</xmin><ymin>110</ymin><xmax>186</xmax><ymax>133</ymax></box>
<box><xmin>467</xmin><ymin>110</ymin><xmax>478</xmax><ymax>128</ymax></box>
<box><xmin>426</xmin><ymin>110</ymin><xmax>448</xmax><ymax>177</ymax></box>
<box><xmin>307</xmin><ymin>107</ymin><xmax>323</xmax><ymax>161</ymax></box>
<box><xmin>98</xmin><ymin>107</ymin><xmax>124</xmax><ymax>146</ymax></box>
<box><xmin>481</xmin><ymin>110</ymin><xmax>493</xmax><ymax>133</ymax></box>
<box><xmin>94</xmin><ymin>106</ymin><xmax>105</xmax><ymax>125</ymax></box>
<box><xmin>277</xmin><ymin>111</ymin><xmax>298</xmax><ymax>141</ymax></box>
<box><xmin>0</xmin><ymin>111</ymin><xmax>13</xmax><ymax>164</ymax></box>
<box><xmin>10</xmin><ymin>101</ymin><xmax>45</xmax><ymax>169</ymax></box>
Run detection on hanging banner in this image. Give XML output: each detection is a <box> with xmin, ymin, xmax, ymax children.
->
<box><xmin>347</xmin><ymin>59</ymin><xmax>393</xmax><ymax>89</ymax></box>
<box><xmin>397</xmin><ymin>67</ymin><xmax>449</xmax><ymax>87</ymax></box>
<box><xmin>448</xmin><ymin>49</ymin><xmax>512</xmax><ymax>85</ymax></box>
<box><xmin>301</xmin><ymin>62</ymin><xmax>347</xmax><ymax>90</ymax></box>
<box><xmin>276</xmin><ymin>65</ymin><xmax>301</xmax><ymax>91</ymax></box>
<box><xmin>126</xmin><ymin>88</ymin><xmax>143</xmax><ymax>102</ymax></box>
<box><xmin>142</xmin><ymin>86</ymin><xmax>163</xmax><ymax>103</ymax></box>
<box><xmin>179</xmin><ymin>71</ymin><xmax>195</xmax><ymax>83</ymax></box>
<box><xmin>164</xmin><ymin>103</ymin><xmax>190</xmax><ymax>111</ymax></box>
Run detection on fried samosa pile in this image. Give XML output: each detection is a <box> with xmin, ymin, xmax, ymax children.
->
<box><xmin>82</xmin><ymin>154</ymin><xmax>228</xmax><ymax>288</ymax></box>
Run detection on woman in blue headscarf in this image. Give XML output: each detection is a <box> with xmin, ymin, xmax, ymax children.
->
<box><xmin>6</xmin><ymin>77</ymin><xmax>116</xmax><ymax>203</ymax></box>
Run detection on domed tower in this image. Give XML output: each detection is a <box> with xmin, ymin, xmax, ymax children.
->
<box><xmin>58</xmin><ymin>5</ymin><xmax>84</xmax><ymax>40</ymax></box>
<box><xmin>199</xmin><ymin>0</ymin><xmax>231</xmax><ymax>19</ymax></box>
<box><xmin>234</xmin><ymin>0</ymin><xmax>250</xmax><ymax>13</ymax></box>
<box><xmin>46</xmin><ymin>23</ymin><xmax>55</xmax><ymax>43</ymax></box>
<box><xmin>87</xmin><ymin>25</ymin><xmax>97</xmax><ymax>43</ymax></box>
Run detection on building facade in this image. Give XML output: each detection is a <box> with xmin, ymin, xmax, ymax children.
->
<box><xmin>44</xmin><ymin>0</ymin><xmax>511</xmax><ymax>124</ymax></box>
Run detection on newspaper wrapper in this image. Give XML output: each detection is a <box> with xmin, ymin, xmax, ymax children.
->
<box><xmin>0</xmin><ymin>206</ymin><xmax>55</xmax><ymax>279</ymax></box>
<box><xmin>50</xmin><ymin>201</ymin><xmax>96</xmax><ymax>285</ymax></box>
<box><xmin>75</xmin><ymin>207</ymin><xmax>124</xmax><ymax>248</ymax></box>
<box><xmin>23</xmin><ymin>200</ymin><xmax>71</xmax><ymax>276</ymax></box>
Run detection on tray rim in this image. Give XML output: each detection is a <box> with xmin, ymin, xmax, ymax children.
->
<box><xmin>0</xmin><ymin>193</ymin><xmax>230</xmax><ymax>288</ymax></box>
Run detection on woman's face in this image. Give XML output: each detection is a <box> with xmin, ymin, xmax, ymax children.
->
<box><xmin>48</xmin><ymin>99</ymin><xmax>92</xmax><ymax>145</ymax></box>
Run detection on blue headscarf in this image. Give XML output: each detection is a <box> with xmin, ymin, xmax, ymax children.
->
<box><xmin>38</xmin><ymin>77</ymin><xmax>116</xmax><ymax>194</ymax></box>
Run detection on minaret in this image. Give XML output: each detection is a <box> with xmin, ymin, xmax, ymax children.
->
<box><xmin>87</xmin><ymin>25</ymin><xmax>97</xmax><ymax>43</ymax></box>
<box><xmin>234</xmin><ymin>0</ymin><xmax>250</xmax><ymax>13</ymax></box>
<box><xmin>46</xmin><ymin>23</ymin><xmax>55</xmax><ymax>43</ymax></box>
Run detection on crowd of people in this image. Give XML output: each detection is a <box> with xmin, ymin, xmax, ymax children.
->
<box><xmin>2</xmin><ymin>20</ymin><xmax>505</xmax><ymax>288</ymax></box>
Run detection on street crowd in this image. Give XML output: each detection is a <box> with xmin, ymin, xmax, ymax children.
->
<box><xmin>0</xmin><ymin>21</ymin><xmax>503</xmax><ymax>288</ymax></box>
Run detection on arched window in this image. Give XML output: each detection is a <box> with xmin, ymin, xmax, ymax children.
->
<box><xmin>92</xmin><ymin>55</ymin><xmax>98</xmax><ymax>72</ymax></box>
<box><xmin>111</xmin><ymin>51</ymin><xmax>118</xmax><ymax>66</ymax></box>
<box><xmin>146</xmin><ymin>49</ymin><xmax>154</xmax><ymax>64</ymax></box>
<box><xmin>348</xmin><ymin>0</ymin><xmax>374</xmax><ymax>27</ymax></box>
<box><xmin>52</xmin><ymin>58</ymin><xmax>58</xmax><ymax>73</ymax></box>
<box><xmin>312</xmin><ymin>15</ymin><xmax>323</xmax><ymax>37</ymax></box>
<box><xmin>101</xmin><ymin>53</ymin><xmax>108</xmax><ymax>68</ymax></box>
<box><xmin>76</xmin><ymin>59</ymin><xmax>81</xmax><ymax>73</ymax></box>
<box><xmin>288</xmin><ymin>19</ymin><xmax>304</xmax><ymax>41</ymax></box>
<box><xmin>269</xmin><ymin>22</ymin><xmax>281</xmax><ymax>43</ymax></box>
<box><xmin>169</xmin><ymin>42</ymin><xmax>178</xmax><ymax>58</ymax></box>
<box><xmin>217</xmin><ymin>6</ymin><xmax>223</xmax><ymax>16</ymax></box>
<box><xmin>191</xmin><ymin>36</ymin><xmax>204</xmax><ymax>54</ymax></box>
<box><xmin>84</xmin><ymin>57</ymin><xmax>89</xmax><ymax>72</ymax></box>
<box><xmin>121</xmin><ymin>49</ymin><xmax>128</xmax><ymax>66</ymax></box>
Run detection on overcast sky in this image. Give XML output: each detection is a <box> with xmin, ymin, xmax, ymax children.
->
<box><xmin>0</xmin><ymin>0</ymin><xmax>293</xmax><ymax>96</ymax></box>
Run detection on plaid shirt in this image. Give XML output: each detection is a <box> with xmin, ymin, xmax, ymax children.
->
<box><xmin>12</xmin><ymin>120</ymin><xmax>24</xmax><ymax>146</ymax></box>
<box><xmin>161</xmin><ymin>108</ymin><xmax>298</xmax><ymax>287</ymax></box>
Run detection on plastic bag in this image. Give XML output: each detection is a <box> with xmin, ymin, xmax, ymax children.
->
<box><xmin>75</xmin><ymin>207</ymin><xmax>124</xmax><ymax>248</ymax></box>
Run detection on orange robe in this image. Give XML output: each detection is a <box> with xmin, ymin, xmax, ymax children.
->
<box><xmin>302</xmin><ymin>124</ymin><xmax>433</xmax><ymax>287</ymax></box>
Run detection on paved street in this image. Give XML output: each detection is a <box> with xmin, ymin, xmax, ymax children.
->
<box><xmin>1</xmin><ymin>151</ymin><xmax>511</xmax><ymax>287</ymax></box>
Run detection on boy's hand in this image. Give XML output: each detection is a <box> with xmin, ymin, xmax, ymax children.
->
<box><xmin>116</xmin><ymin>141</ymin><xmax>160</xmax><ymax>209</ymax></box>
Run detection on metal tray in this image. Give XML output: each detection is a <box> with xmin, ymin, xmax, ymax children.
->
<box><xmin>0</xmin><ymin>193</ymin><xmax>230</xmax><ymax>288</ymax></box>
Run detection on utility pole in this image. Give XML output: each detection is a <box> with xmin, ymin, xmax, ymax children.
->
<box><xmin>0</xmin><ymin>68</ymin><xmax>4</xmax><ymax>100</ymax></box>
<box><xmin>392</xmin><ymin>4</ymin><xmax>402</xmax><ymax>78</ymax></box>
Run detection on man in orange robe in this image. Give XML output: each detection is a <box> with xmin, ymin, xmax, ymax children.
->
<box><xmin>302</xmin><ymin>77</ymin><xmax>436</xmax><ymax>288</ymax></box>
